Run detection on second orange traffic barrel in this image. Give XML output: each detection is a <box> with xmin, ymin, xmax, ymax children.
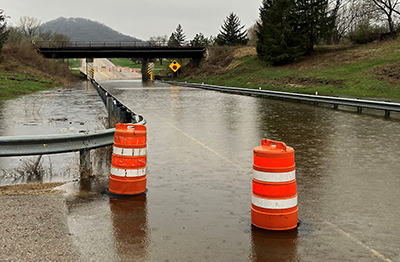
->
<box><xmin>108</xmin><ymin>123</ymin><xmax>147</xmax><ymax>196</ymax></box>
<box><xmin>251</xmin><ymin>139</ymin><xmax>298</xmax><ymax>230</ymax></box>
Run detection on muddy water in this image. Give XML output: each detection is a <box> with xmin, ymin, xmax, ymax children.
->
<box><xmin>0</xmin><ymin>82</ymin><xmax>108</xmax><ymax>185</ymax></box>
<box><xmin>63</xmin><ymin>80</ymin><xmax>400</xmax><ymax>261</ymax></box>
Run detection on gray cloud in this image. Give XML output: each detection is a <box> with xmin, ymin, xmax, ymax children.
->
<box><xmin>2</xmin><ymin>0</ymin><xmax>261</xmax><ymax>40</ymax></box>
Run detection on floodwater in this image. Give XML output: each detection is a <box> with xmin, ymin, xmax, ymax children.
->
<box><xmin>67</xmin><ymin>80</ymin><xmax>400</xmax><ymax>261</ymax></box>
<box><xmin>0</xmin><ymin>81</ymin><xmax>108</xmax><ymax>185</ymax></box>
<box><xmin>2</xmin><ymin>80</ymin><xmax>400</xmax><ymax>261</ymax></box>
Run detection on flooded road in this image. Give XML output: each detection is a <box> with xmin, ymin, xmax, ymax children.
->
<box><xmin>0</xmin><ymin>82</ymin><xmax>108</xmax><ymax>185</ymax></box>
<box><xmin>65</xmin><ymin>80</ymin><xmax>400</xmax><ymax>261</ymax></box>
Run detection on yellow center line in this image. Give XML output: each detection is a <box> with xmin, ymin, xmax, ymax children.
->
<box><xmin>96</xmin><ymin>70</ymin><xmax>111</xmax><ymax>79</ymax></box>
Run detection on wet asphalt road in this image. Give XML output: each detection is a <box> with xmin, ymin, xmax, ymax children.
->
<box><xmin>63</xmin><ymin>80</ymin><xmax>400</xmax><ymax>261</ymax></box>
<box><xmin>1</xmin><ymin>79</ymin><xmax>400</xmax><ymax>261</ymax></box>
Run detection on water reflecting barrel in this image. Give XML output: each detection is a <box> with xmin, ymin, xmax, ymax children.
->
<box><xmin>251</xmin><ymin>139</ymin><xmax>298</xmax><ymax>230</ymax></box>
<box><xmin>108</xmin><ymin>123</ymin><xmax>147</xmax><ymax>196</ymax></box>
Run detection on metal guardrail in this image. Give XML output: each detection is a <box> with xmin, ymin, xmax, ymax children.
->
<box><xmin>0</xmin><ymin>80</ymin><xmax>145</xmax><ymax>157</ymax></box>
<box><xmin>0</xmin><ymin>129</ymin><xmax>115</xmax><ymax>157</ymax></box>
<box><xmin>91</xmin><ymin>79</ymin><xmax>146</xmax><ymax>125</ymax></box>
<box><xmin>33</xmin><ymin>41</ymin><xmax>195</xmax><ymax>49</ymax></box>
<box><xmin>0</xmin><ymin>80</ymin><xmax>146</xmax><ymax>178</ymax></box>
<box><xmin>165</xmin><ymin>81</ymin><xmax>400</xmax><ymax>117</ymax></box>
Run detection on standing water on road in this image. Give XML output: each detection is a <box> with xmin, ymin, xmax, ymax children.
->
<box><xmin>0</xmin><ymin>81</ymin><xmax>108</xmax><ymax>185</ymax></box>
<box><xmin>64</xmin><ymin>80</ymin><xmax>400</xmax><ymax>261</ymax></box>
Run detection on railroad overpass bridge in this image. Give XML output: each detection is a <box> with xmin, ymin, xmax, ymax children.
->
<box><xmin>34</xmin><ymin>41</ymin><xmax>206</xmax><ymax>81</ymax></box>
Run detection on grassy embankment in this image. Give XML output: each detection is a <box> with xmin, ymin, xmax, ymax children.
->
<box><xmin>0</xmin><ymin>43</ymin><xmax>82</xmax><ymax>100</ymax></box>
<box><xmin>66</xmin><ymin>58</ymin><xmax>82</xmax><ymax>76</ymax></box>
<box><xmin>111</xmin><ymin>58</ymin><xmax>170</xmax><ymax>74</ymax></box>
<box><xmin>166</xmin><ymin>39</ymin><xmax>400</xmax><ymax>99</ymax></box>
<box><xmin>2</xmin><ymin>39</ymin><xmax>400</xmax><ymax>100</ymax></box>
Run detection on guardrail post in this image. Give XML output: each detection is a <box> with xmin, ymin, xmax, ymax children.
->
<box><xmin>80</xmin><ymin>148</ymin><xmax>92</xmax><ymax>179</ymax></box>
<box><xmin>106</xmin><ymin>97</ymin><xmax>114</xmax><ymax>128</ymax></box>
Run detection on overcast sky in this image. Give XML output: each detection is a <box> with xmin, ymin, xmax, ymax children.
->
<box><xmin>2</xmin><ymin>0</ymin><xmax>261</xmax><ymax>40</ymax></box>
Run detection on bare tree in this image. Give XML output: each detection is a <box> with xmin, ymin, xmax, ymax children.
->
<box><xmin>149</xmin><ymin>35</ymin><xmax>168</xmax><ymax>46</ymax></box>
<box><xmin>6</xmin><ymin>26</ymin><xmax>24</xmax><ymax>43</ymax></box>
<box><xmin>247</xmin><ymin>22</ymin><xmax>259</xmax><ymax>46</ymax></box>
<box><xmin>38</xmin><ymin>28</ymin><xmax>53</xmax><ymax>41</ymax></box>
<box><xmin>370</xmin><ymin>0</ymin><xmax>400</xmax><ymax>36</ymax></box>
<box><xmin>52</xmin><ymin>32</ymin><xmax>70</xmax><ymax>42</ymax></box>
<box><xmin>18</xmin><ymin>16</ymin><xmax>41</xmax><ymax>38</ymax></box>
<box><xmin>330</xmin><ymin>0</ymin><xmax>377</xmax><ymax>42</ymax></box>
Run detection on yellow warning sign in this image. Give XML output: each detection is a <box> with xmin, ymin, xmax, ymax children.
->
<box><xmin>147</xmin><ymin>68</ymin><xmax>153</xmax><ymax>80</ymax></box>
<box><xmin>169</xmin><ymin>60</ymin><xmax>181</xmax><ymax>72</ymax></box>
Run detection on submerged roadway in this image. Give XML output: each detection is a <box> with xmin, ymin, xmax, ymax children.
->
<box><xmin>63</xmin><ymin>78</ymin><xmax>400</xmax><ymax>261</ymax></box>
<box><xmin>1</xmin><ymin>70</ymin><xmax>399</xmax><ymax>261</ymax></box>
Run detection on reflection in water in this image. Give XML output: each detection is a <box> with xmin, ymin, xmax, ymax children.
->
<box><xmin>0</xmin><ymin>82</ymin><xmax>108</xmax><ymax>185</ymax></box>
<box><xmin>63</xmin><ymin>81</ymin><xmax>400</xmax><ymax>261</ymax></box>
<box><xmin>251</xmin><ymin>226</ymin><xmax>298</xmax><ymax>262</ymax></box>
<box><xmin>109</xmin><ymin>195</ymin><xmax>149</xmax><ymax>261</ymax></box>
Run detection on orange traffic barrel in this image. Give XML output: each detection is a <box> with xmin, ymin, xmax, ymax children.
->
<box><xmin>107</xmin><ymin>123</ymin><xmax>147</xmax><ymax>197</ymax></box>
<box><xmin>251</xmin><ymin>139</ymin><xmax>298</xmax><ymax>230</ymax></box>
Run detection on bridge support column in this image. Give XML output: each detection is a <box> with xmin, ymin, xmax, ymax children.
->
<box><xmin>86</xmin><ymin>58</ymin><xmax>94</xmax><ymax>80</ymax></box>
<box><xmin>142</xmin><ymin>59</ymin><xmax>148</xmax><ymax>82</ymax></box>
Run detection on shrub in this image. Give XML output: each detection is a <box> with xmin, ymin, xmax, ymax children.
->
<box><xmin>349</xmin><ymin>23</ymin><xmax>379</xmax><ymax>44</ymax></box>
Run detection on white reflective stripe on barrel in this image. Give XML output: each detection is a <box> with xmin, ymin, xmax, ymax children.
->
<box><xmin>252</xmin><ymin>195</ymin><xmax>297</xmax><ymax>209</ymax></box>
<box><xmin>253</xmin><ymin>169</ymin><xmax>296</xmax><ymax>183</ymax></box>
<box><xmin>111</xmin><ymin>166</ymin><xmax>147</xmax><ymax>177</ymax></box>
<box><xmin>113</xmin><ymin>146</ymin><xmax>147</xmax><ymax>156</ymax></box>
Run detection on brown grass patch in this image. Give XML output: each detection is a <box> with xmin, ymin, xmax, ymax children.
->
<box><xmin>233</xmin><ymin>46</ymin><xmax>257</xmax><ymax>58</ymax></box>
<box><xmin>281</xmin><ymin>39</ymin><xmax>400</xmax><ymax>71</ymax></box>
<box><xmin>372</xmin><ymin>61</ymin><xmax>400</xmax><ymax>86</ymax></box>
<box><xmin>1</xmin><ymin>43</ymin><xmax>82</xmax><ymax>86</ymax></box>
<box><xmin>0</xmin><ymin>182</ymin><xmax>65</xmax><ymax>195</ymax></box>
<box><xmin>251</xmin><ymin>76</ymin><xmax>344</xmax><ymax>88</ymax></box>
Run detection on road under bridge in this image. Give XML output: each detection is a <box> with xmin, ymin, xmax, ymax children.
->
<box><xmin>34</xmin><ymin>41</ymin><xmax>206</xmax><ymax>81</ymax></box>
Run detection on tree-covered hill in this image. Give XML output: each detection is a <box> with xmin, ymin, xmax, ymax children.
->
<box><xmin>40</xmin><ymin>17</ymin><xmax>141</xmax><ymax>42</ymax></box>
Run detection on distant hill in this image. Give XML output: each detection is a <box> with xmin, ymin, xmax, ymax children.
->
<box><xmin>40</xmin><ymin>17</ymin><xmax>141</xmax><ymax>42</ymax></box>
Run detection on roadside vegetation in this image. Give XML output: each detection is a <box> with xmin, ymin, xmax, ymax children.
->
<box><xmin>111</xmin><ymin>58</ymin><xmax>167</xmax><ymax>74</ymax></box>
<box><xmin>0</xmin><ymin>12</ymin><xmax>82</xmax><ymax>100</ymax></box>
<box><xmin>2</xmin><ymin>0</ymin><xmax>400</xmax><ymax>101</ymax></box>
<box><xmin>154</xmin><ymin>1</ymin><xmax>400</xmax><ymax>99</ymax></box>
<box><xmin>0</xmin><ymin>42</ymin><xmax>82</xmax><ymax>100</ymax></box>
<box><xmin>171</xmin><ymin>39</ymin><xmax>400</xmax><ymax>99</ymax></box>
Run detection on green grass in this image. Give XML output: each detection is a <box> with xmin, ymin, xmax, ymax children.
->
<box><xmin>66</xmin><ymin>58</ymin><xmax>81</xmax><ymax>68</ymax></box>
<box><xmin>71</xmin><ymin>69</ymin><xmax>84</xmax><ymax>76</ymax></box>
<box><xmin>0</xmin><ymin>71</ymin><xmax>57</xmax><ymax>100</ymax></box>
<box><xmin>111</xmin><ymin>58</ymin><xmax>171</xmax><ymax>74</ymax></box>
<box><xmin>110</xmin><ymin>58</ymin><xmax>141</xmax><ymax>68</ymax></box>
<box><xmin>180</xmin><ymin>44</ymin><xmax>400</xmax><ymax>99</ymax></box>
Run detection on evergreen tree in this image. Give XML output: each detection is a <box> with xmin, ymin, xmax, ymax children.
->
<box><xmin>0</xmin><ymin>9</ymin><xmax>9</xmax><ymax>52</ymax></box>
<box><xmin>168</xmin><ymin>33</ymin><xmax>179</xmax><ymax>47</ymax></box>
<box><xmin>257</xmin><ymin>0</ymin><xmax>303</xmax><ymax>65</ymax></box>
<box><xmin>295</xmin><ymin>0</ymin><xmax>334</xmax><ymax>53</ymax></box>
<box><xmin>168</xmin><ymin>24</ymin><xmax>186</xmax><ymax>47</ymax></box>
<box><xmin>190</xmin><ymin>32</ymin><xmax>208</xmax><ymax>47</ymax></box>
<box><xmin>216</xmin><ymin>13</ymin><xmax>248</xmax><ymax>46</ymax></box>
<box><xmin>256</xmin><ymin>0</ymin><xmax>333</xmax><ymax>65</ymax></box>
